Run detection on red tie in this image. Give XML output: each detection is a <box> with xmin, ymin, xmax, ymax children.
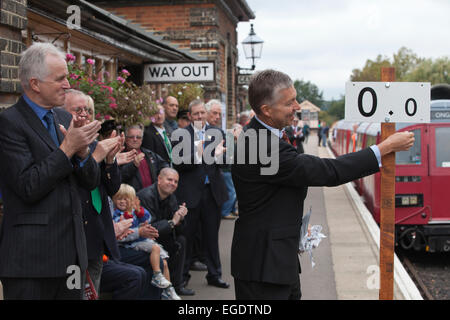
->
<box><xmin>282</xmin><ymin>130</ymin><xmax>296</xmax><ymax>147</ymax></box>
<box><xmin>282</xmin><ymin>131</ymin><xmax>290</xmax><ymax>144</ymax></box>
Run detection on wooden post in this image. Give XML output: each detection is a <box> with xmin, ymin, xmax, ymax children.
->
<box><xmin>379</xmin><ymin>67</ymin><xmax>396</xmax><ymax>300</ymax></box>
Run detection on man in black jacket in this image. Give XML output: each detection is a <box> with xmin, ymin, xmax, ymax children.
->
<box><xmin>142</xmin><ymin>104</ymin><xmax>173</xmax><ymax>165</ymax></box>
<box><xmin>0</xmin><ymin>43</ymin><xmax>101</xmax><ymax>299</ymax></box>
<box><xmin>120</xmin><ymin>125</ymin><xmax>169</xmax><ymax>192</ymax></box>
<box><xmin>137</xmin><ymin>167</ymin><xmax>193</xmax><ymax>296</ymax></box>
<box><xmin>231</xmin><ymin>69</ymin><xmax>415</xmax><ymax>300</ymax></box>
<box><xmin>172</xmin><ymin>100</ymin><xmax>230</xmax><ymax>289</ymax></box>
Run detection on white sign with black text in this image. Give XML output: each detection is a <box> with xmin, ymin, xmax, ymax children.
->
<box><xmin>144</xmin><ymin>61</ymin><xmax>215</xmax><ymax>83</ymax></box>
<box><xmin>345</xmin><ymin>82</ymin><xmax>430</xmax><ymax>123</ymax></box>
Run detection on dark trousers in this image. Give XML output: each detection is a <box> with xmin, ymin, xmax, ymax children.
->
<box><xmin>100</xmin><ymin>259</ymin><xmax>147</xmax><ymax>300</ymax></box>
<box><xmin>118</xmin><ymin>247</ymin><xmax>163</xmax><ymax>300</ymax></box>
<box><xmin>1</xmin><ymin>277</ymin><xmax>83</xmax><ymax>300</ymax></box>
<box><xmin>183</xmin><ymin>184</ymin><xmax>222</xmax><ymax>283</ymax></box>
<box><xmin>234</xmin><ymin>277</ymin><xmax>302</xmax><ymax>300</ymax></box>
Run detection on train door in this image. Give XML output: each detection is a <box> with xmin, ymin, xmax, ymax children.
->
<box><xmin>428</xmin><ymin>124</ymin><xmax>450</xmax><ymax>222</ymax></box>
<box><xmin>395</xmin><ymin>124</ymin><xmax>431</xmax><ymax>225</ymax></box>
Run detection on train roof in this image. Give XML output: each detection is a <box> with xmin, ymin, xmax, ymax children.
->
<box><xmin>431</xmin><ymin>84</ymin><xmax>450</xmax><ymax>101</ymax></box>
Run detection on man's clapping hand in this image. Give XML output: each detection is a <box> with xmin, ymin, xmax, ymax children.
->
<box><xmin>59</xmin><ymin>116</ymin><xmax>101</xmax><ymax>159</ymax></box>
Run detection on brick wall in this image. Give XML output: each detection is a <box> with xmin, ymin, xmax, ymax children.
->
<box><xmin>102</xmin><ymin>2</ymin><xmax>239</xmax><ymax>126</ymax></box>
<box><xmin>0</xmin><ymin>0</ymin><xmax>27</xmax><ymax>108</ymax></box>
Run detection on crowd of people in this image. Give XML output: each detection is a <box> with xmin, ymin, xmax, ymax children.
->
<box><xmin>0</xmin><ymin>42</ymin><xmax>248</xmax><ymax>300</ymax></box>
<box><xmin>0</xmin><ymin>42</ymin><xmax>368</xmax><ymax>301</ymax></box>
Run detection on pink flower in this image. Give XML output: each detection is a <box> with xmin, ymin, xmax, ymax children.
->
<box><xmin>121</xmin><ymin>69</ymin><xmax>130</xmax><ymax>76</ymax></box>
<box><xmin>69</xmin><ymin>73</ymin><xmax>79</xmax><ymax>80</ymax></box>
<box><xmin>66</xmin><ymin>53</ymin><xmax>76</xmax><ymax>62</ymax></box>
<box><xmin>109</xmin><ymin>103</ymin><xmax>118</xmax><ymax>109</ymax></box>
<box><xmin>117</xmin><ymin>76</ymin><xmax>125</xmax><ymax>84</ymax></box>
<box><xmin>104</xmin><ymin>115</ymin><xmax>111</xmax><ymax>120</ymax></box>
<box><xmin>87</xmin><ymin>59</ymin><xmax>95</xmax><ymax>65</ymax></box>
<box><xmin>95</xmin><ymin>113</ymin><xmax>101</xmax><ymax>119</ymax></box>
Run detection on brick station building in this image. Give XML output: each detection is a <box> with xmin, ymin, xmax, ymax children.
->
<box><xmin>89</xmin><ymin>0</ymin><xmax>255</xmax><ymax>127</ymax></box>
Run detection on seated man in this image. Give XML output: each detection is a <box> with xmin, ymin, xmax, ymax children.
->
<box><xmin>120</xmin><ymin>125</ymin><xmax>169</xmax><ymax>192</ymax></box>
<box><xmin>137</xmin><ymin>168</ymin><xmax>193</xmax><ymax>296</ymax></box>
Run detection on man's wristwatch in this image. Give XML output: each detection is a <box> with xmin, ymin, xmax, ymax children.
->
<box><xmin>168</xmin><ymin>220</ymin><xmax>175</xmax><ymax>229</ymax></box>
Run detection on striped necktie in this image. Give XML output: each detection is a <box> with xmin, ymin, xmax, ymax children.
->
<box><xmin>162</xmin><ymin>130</ymin><xmax>172</xmax><ymax>162</ymax></box>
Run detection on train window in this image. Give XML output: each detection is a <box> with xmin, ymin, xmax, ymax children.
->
<box><xmin>435</xmin><ymin>127</ymin><xmax>450</xmax><ymax>167</ymax></box>
<box><xmin>395</xmin><ymin>129</ymin><xmax>421</xmax><ymax>165</ymax></box>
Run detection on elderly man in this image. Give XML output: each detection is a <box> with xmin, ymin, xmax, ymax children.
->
<box><xmin>142</xmin><ymin>104</ymin><xmax>173</xmax><ymax>164</ymax></box>
<box><xmin>137</xmin><ymin>168</ymin><xmax>193</xmax><ymax>296</ymax></box>
<box><xmin>120</xmin><ymin>125</ymin><xmax>169</xmax><ymax>192</ymax></box>
<box><xmin>231</xmin><ymin>69</ymin><xmax>415</xmax><ymax>300</ymax></box>
<box><xmin>63</xmin><ymin>89</ymin><xmax>124</xmax><ymax>296</ymax></box>
<box><xmin>205</xmin><ymin>99</ymin><xmax>222</xmax><ymax>127</ymax></box>
<box><xmin>205</xmin><ymin>100</ymin><xmax>237</xmax><ymax>220</ymax></box>
<box><xmin>0</xmin><ymin>43</ymin><xmax>101</xmax><ymax>299</ymax></box>
<box><xmin>173</xmin><ymin>99</ymin><xmax>230</xmax><ymax>289</ymax></box>
<box><xmin>163</xmin><ymin>96</ymin><xmax>179</xmax><ymax>136</ymax></box>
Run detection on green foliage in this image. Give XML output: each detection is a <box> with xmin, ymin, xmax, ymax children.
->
<box><xmin>402</xmin><ymin>57</ymin><xmax>450</xmax><ymax>84</ymax></box>
<box><xmin>166</xmin><ymin>83</ymin><xmax>204</xmax><ymax>111</ymax></box>
<box><xmin>66</xmin><ymin>54</ymin><xmax>158</xmax><ymax>129</ymax></box>
<box><xmin>293</xmin><ymin>79</ymin><xmax>324</xmax><ymax>107</ymax></box>
<box><xmin>350</xmin><ymin>54</ymin><xmax>392</xmax><ymax>81</ymax></box>
<box><xmin>350</xmin><ymin>47</ymin><xmax>449</xmax><ymax>84</ymax></box>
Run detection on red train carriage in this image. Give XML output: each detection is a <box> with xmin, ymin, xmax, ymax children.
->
<box><xmin>329</xmin><ymin>84</ymin><xmax>450</xmax><ymax>252</ymax></box>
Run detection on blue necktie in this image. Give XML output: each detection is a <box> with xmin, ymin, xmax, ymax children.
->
<box><xmin>43</xmin><ymin>111</ymin><xmax>60</xmax><ymax>146</ymax></box>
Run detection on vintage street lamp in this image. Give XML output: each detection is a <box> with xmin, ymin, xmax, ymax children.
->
<box><xmin>240</xmin><ymin>23</ymin><xmax>264</xmax><ymax>71</ymax></box>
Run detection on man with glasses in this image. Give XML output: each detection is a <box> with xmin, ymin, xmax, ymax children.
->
<box><xmin>120</xmin><ymin>125</ymin><xmax>169</xmax><ymax>192</ymax></box>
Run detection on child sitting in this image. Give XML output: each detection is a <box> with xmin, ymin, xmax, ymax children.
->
<box><xmin>112</xmin><ymin>183</ymin><xmax>180</xmax><ymax>300</ymax></box>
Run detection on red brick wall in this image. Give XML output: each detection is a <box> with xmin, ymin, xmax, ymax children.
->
<box><xmin>102</xmin><ymin>2</ymin><xmax>239</xmax><ymax>127</ymax></box>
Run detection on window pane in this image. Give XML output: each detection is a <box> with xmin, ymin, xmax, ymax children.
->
<box><xmin>396</xmin><ymin>129</ymin><xmax>421</xmax><ymax>165</ymax></box>
<box><xmin>435</xmin><ymin>127</ymin><xmax>450</xmax><ymax>167</ymax></box>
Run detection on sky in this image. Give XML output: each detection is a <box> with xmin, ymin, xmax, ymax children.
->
<box><xmin>236</xmin><ymin>0</ymin><xmax>450</xmax><ymax>101</ymax></box>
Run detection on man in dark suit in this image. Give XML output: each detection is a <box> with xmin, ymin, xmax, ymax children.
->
<box><xmin>120</xmin><ymin>125</ymin><xmax>169</xmax><ymax>192</ymax></box>
<box><xmin>172</xmin><ymin>99</ymin><xmax>230</xmax><ymax>289</ymax></box>
<box><xmin>163</xmin><ymin>95</ymin><xmax>179</xmax><ymax>136</ymax></box>
<box><xmin>142</xmin><ymin>104</ymin><xmax>173</xmax><ymax>165</ymax></box>
<box><xmin>0</xmin><ymin>43</ymin><xmax>101</xmax><ymax>299</ymax></box>
<box><xmin>231</xmin><ymin>69</ymin><xmax>415</xmax><ymax>300</ymax></box>
<box><xmin>284</xmin><ymin>116</ymin><xmax>305</xmax><ymax>154</ymax></box>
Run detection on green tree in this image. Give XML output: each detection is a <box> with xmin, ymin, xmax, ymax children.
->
<box><xmin>393</xmin><ymin>46</ymin><xmax>424</xmax><ymax>80</ymax></box>
<box><xmin>350</xmin><ymin>54</ymin><xmax>392</xmax><ymax>81</ymax></box>
<box><xmin>293</xmin><ymin>79</ymin><xmax>324</xmax><ymax>107</ymax></box>
<box><xmin>403</xmin><ymin>57</ymin><xmax>450</xmax><ymax>84</ymax></box>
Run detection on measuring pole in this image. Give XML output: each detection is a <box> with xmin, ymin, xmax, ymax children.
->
<box><xmin>379</xmin><ymin>67</ymin><xmax>396</xmax><ymax>300</ymax></box>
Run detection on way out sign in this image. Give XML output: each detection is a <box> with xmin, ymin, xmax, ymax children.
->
<box><xmin>345</xmin><ymin>82</ymin><xmax>430</xmax><ymax>123</ymax></box>
<box><xmin>144</xmin><ymin>61</ymin><xmax>215</xmax><ymax>83</ymax></box>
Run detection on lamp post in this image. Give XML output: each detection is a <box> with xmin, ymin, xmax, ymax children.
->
<box><xmin>240</xmin><ymin>23</ymin><xmax>264</xmax><ymax>71</ymax></box>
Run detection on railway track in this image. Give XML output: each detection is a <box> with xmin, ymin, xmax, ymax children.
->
<box><xmin>397</xmin><ymin>248</ymin><xmax>450</xmax><ymax>300</ymax></box>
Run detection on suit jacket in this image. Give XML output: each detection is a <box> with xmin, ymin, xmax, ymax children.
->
<box><xmin>142</xmin><ymin>124</ymin><xmax>171</xmax><ymax>163</ymax></box>
<box><xmin>230</xmin><ymin>117</ymin><xmax>379</xmax><ymax>285</ymax></box>
<box><xmin>119</xmin><ymin>147</ymin><xmax>169</xmax><ymax>192</ymax></box>
<box><xmin>0</xmin><ymin>96</ymin><xmax>100</xmax><ymax>278</ymax></box>
<box><xmin>81</xmin><ymin>159</ymin><xmax>121</xmax><ymax>261</ymax></box>
<box><xmin>172</xmin><ymin>124</ymin><xmax>228</xmax><ymax>209</ymax></box>
<box><xmin>284</xmin><ymin>125</ymin><xmax>305</xmax><ymax>154</ymax></box>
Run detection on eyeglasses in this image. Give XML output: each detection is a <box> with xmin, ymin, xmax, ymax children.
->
<box><xmin>126</xmin><ymin>135</ymin><xmax>142</xmax><ymax>140</ymax></box>
<box><xmin>74</xmin><ymin>106</ymin><xmax>93</xmax><ymax>115</ymax></box>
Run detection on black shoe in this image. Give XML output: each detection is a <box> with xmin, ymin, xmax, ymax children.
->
<box><xmin>190</xmin><ymin>261</ymin><xmax>207</xmax><ymax>271</ymax></box>
<box><xmin>207</xmin><ymin>278</ymin><xmax>230</xmax><ymax>289</ymax></box>
<box><xmin>175</xmin><ymin>286</ymin><xmax>195</xmax><ymax>296</ymax></box>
